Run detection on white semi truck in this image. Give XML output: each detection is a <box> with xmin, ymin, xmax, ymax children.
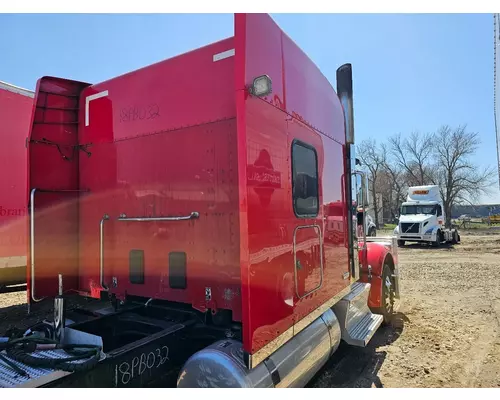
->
<box><xmin>393</xmin><ymin>185</ymin><xmax>461</xmax><ymax>247</ymax></box>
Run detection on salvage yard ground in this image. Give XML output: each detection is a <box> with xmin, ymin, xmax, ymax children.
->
<box><xmin>310</xmin><ymin>229</ymin><xmax>500</xmax><ymax>388</ymax></box>
<box><xmin>1</xmin><ymin>229</ymin><xmax>500</xmax><ymax>388</ymax></box>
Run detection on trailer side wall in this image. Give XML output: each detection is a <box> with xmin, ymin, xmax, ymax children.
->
<box><xmin>0</xmin><ymin>83</ymin><xmax>33</xmax><ymax>285</ymax></box>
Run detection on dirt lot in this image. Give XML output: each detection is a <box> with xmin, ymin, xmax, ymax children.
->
<box><xmin>1</xmin><ymin>230</ymin><xmax>500</xmax><ymax>388</ymax></box>
<box><xmin>310</xmin><ymin>230</ymin><xmax>500</xmax><ymax>388</ymax></box>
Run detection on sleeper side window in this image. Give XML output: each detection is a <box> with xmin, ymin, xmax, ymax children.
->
<box><xmin>292</xmin><ymin>140</ymin><xmax>319</xmax><ymax>217</ymax></box>
<box><xmin>437</xmin><ymin>205</ymin><xmax>443</xmax><ymax>217</ymax></box>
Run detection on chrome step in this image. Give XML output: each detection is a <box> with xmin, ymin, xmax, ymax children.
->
<box><xmin>332</xmin><ymin>282</ymin><xmax>383</xmax><ymax>347</ymax></box>
<box><xmin>346</xmin><ymin>312</ymin><xmax>383</xmax><ymax>346</ymax></box>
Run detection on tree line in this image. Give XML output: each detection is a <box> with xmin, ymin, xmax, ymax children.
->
<box><xmin>357</xmin><ymin>125</ymin><xmax>495</xmax><ymax>228</ymax></box>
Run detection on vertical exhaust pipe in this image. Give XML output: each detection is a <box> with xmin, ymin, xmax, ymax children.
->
<box><xmin>336</xmin><ymin>63</ymin><xmax>354</xmax><ymax>146</ymax></box>
<box><xmin>336</xmin><ymin>64</ymin><xmax>357</xmax><ymax>280</ymax></box>
<box><xmin>54</xmin><ymin>274</ymin><xmax>65</xmax><ymax>343</ymax></box>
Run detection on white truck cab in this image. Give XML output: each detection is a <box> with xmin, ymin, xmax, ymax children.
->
<box><xmin>393</xmin><ymin>185</ymin><xmax>460</xmax><ymax>247</ymax></box>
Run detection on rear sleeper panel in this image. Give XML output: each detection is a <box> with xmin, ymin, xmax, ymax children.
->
<box><xmin>77</xmin><ymin>38</ymin><xmax>243</xmax><ymax>320</ymax></box>
<box><xmin>78</xmin><ymin>120</ymin><xmax>241</xmax><ymax>318</ymax></box>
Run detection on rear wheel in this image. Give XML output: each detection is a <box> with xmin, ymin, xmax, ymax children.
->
<box><xmin>369</xmin><ymin>227</ymin><xmax>377</xmax><ymax>237</ymax></box>
<box><xmin>451</xmin><ymin>230</ymin><xmax>459</xmax><ymax>244</ymax></box>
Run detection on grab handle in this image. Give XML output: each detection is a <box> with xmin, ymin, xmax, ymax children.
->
<box><xmin>117</xmin><ymin>212</ymin><xmax>200</xmax><ymax>222</ymax></box>
<box><xmin>99</xmin><ymin>214</ymin><xmax>110</xmax><ymax>290</ymax></box>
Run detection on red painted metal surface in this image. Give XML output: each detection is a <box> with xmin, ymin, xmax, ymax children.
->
<box><xmin>27</xmin><ymin>39</ymin><xmax>241</xmax><ymax>315</ymax></box>
<box><xmin>359</xmin><ymin>242</ymin><xmax>393</xmax><ymax>308</ymax></box>
<box><xmin>26</xmin><ymin>77</ymin><xmax>90</xmax><ymax>302</ymax></box>
<box><xmin>25</xmin><ymin>13</ymin><xmax>393</xmax><ymax>362</ymax></box>
<box><xmin>234</xmin><ymin>13</ymin><xmax>349</xmax><ymax>355</ymax></box>
<box><xmin>0</xmin><ymin>83</ymin><xmax>33</xmax><ymax>285</ymax></box>
<box><xmin>77</xmin><ymin>37</ymin><xmax>239</xmax><ymax>317</ymax></box>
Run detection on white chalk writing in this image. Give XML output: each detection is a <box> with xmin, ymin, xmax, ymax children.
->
<box><xmin>114</xmin><ymin>345</ymin><xmax>169</xmax><ymax>386</ymax></box>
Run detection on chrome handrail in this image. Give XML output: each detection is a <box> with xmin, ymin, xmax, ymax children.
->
<box><xmin>117</xmin><ymin>212</ymin><xmax>200</xmax><ymax>222</ymax></box>
<box><xmin>98</xmin><ymin>211</ymin><xmax>200</xmax><ymax>289</ymax></box>
<box><xmin>99</xmin><ymin>214</ymin><xmax>110</xmax><ymax>290</ymax></box>
<box><xmin>30</xmin><ymin>188</ymin><xmax>43</xmax><ymax>303</ymax></box>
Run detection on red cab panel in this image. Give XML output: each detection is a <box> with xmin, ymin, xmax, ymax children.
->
<box><xmin>235</xmin><ymin>13</ymin><xmax>349</xmax><ymax>362</ymax></box>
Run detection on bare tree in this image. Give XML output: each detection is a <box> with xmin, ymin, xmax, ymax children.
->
<box><xmin>432</xmin><ymin>125</ymin><xmax>496</xmax><ymax>227</ymax></box>
<box><xmin>376</xmin><ymin>168</ymin><xmax>393</xmax><ymax>224</ymax></box>
<box><xmin>381</xmin><ymin>145</ymin><xmax>408</xmax><ymax>222</ymax></box>
<box><xmin>357</xmin><ymin>125</ymin><xmax>493</xmax><ymax>229</ymax></box>
<box><xmin>357</xmin><ymin>139</ymin><xmax>386</xmax><ymax>228</ymax></box>
<box><xmin>388</xmin><ymin>132</ymin><xmax>435</xmax><ymax>186</ymax></box>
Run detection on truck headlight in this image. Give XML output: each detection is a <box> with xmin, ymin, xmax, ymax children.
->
<box><xmin>425</xmin><ymin>228</ymin><xmax>433</xmax><ymax>234</ymax></box>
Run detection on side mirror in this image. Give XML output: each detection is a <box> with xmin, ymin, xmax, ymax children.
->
<box><xmin>353</xmin><ymin>171</ymin><xmax>369</xmax><ymax>209</ymax></box>
<box><xmin>361</xmin><ymin>174</ymin><xmax>369</xmax><ymax>208</ymax></box>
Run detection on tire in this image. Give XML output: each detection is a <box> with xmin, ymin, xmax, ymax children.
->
<box><xmin>397</xmin><ymin>240</ymin><xmax>405</xmax><ymax>247</ymax></box>
<box><xmin>374</xmin><ymin>263</ymin><xmax>397</xmax><ymax>324</ymax></box>
<box><xmin>369</xmin><ymin>227</ymin><xmax>377</xmax><ymax>237</ymax></box>
<box><xmin>451</xmin><ymin>230</ymin><xmax>459</xmax><ymax>245</ymax></box>
<box><xmin>432</xmin><ymin>230</ymin><xmax>442</xmax><ymax>247</ymax></box>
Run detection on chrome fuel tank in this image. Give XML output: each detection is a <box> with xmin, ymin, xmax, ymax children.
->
<box><xmin>177</xmin><ymin>308</ymin><xmax>341</xmax><ymax>388</ymax></box>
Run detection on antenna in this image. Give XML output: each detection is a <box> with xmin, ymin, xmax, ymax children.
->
<box><xmin>494</xmin><ymin>14</ymin><xmax>500</xmax><ymax>188</ymax></box>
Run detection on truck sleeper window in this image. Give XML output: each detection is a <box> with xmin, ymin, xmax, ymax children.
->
<box><xmin>292</xmin><ymin>141</ymin><xmax>319</xmax><ymax>217</ymax></box>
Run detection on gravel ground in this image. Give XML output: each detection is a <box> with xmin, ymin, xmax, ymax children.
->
<box><xmin>309</xmin><ymin>229</ymin><xmax>500</xmax><ymax>388</ymax></box>
<box><xmin>0</xmin><ymin>290</ymin><xmax>100</xmax><ymax>334</ymax></box>
<box><xmin>1</xmin><ymin>230</ymin><xmax>500</xmax><ymax>387</ymax></box>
